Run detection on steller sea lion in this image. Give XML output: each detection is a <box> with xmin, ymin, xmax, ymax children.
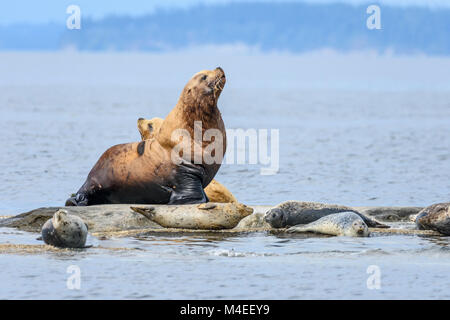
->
<box><xmin>287</xmin><ymin>211</ymin><xmax>369</xmax><ymax>237</ymax></box>
<box><xmin>137</xmin><ymin>116</ymin><xmax>237</xmax><ymax>203</ymax></box>
<box><xmin>66</xmin><ymin>67</ymin><xmax>227</xmax><ymax>206</ymax></box>
<box><xmin>204</xmin><ymin>180</ymin><xmax>237</xmax><ymax>203</ymax></box>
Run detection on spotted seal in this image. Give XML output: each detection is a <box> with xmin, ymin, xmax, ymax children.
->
<box><xmin>41</xmin><ymin>209</ymin><xmax>89</xmax><ymax>248</ymax></box>
<box><xmin>287</xmin><ymin>211</ymin><xmax>369</xmax><ymax>237</ymax></box>
<box><xmin>130</xmin><ymin>202</ymin><xmax>253</xmax><ymax>230</ymax></box>
<box><xmin>264</xmin><ymin>201</ymin><xmax>388</xmax><ymax>228</ymax></box>
<box><xmin>415</xmin><ymin>202</ymin><xmax>450</xmax><ymax>235</ymax></box>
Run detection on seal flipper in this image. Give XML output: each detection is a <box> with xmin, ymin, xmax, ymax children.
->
<box><xmin>354</xmin><ymin>211</ymin><xmax>389</xmax><ymax>229</ymax></box>
<box><xmin>168</xmin><ymin>163</ymin><xmax>209</xmax><ymax>204</ymax></box>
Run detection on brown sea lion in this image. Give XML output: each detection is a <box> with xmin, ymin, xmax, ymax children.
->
<box><xmin>137</xmin><ymin>117</ymin><xmax>237</xmax><ymax>203</ymax></box>
<box><xmin>137</xmin><ymin>117</ymin><xmax>164</xmax><ymax>140</ymax></box>
<box><xmin>66</xmin><ymin>67</ymin><xmax>226</xmax><ymax>206</ymax></box>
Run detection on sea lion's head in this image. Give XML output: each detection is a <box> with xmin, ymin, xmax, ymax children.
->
<box><xmin>180</xmin><ymin>67</ymin><xmax>226</xmax><ymax>108</ymax></box>
<box><xmin>137</xmin><ymin>117</ymin><xmax>164</xmax><ymax>140</ymax></box>
<box><xmin>349</xmin><ymin>219</ymin><xmax>369</xmax><ymax>237</ymax></box>
<box><xmin>264</xmin><ymin>208</ymin><xmax>288</xmax><ymax>228</ymax></box>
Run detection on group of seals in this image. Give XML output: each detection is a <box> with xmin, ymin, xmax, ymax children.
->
<box><xmin>41</xmin><ymin>209</ymin><xmax>89</xmax><ymax>248</ymax></box>
<box><xmin>137</xmin><ymin>117</ymin><xmax>237</xmax><ymax>203</ymax></box>
<box><xmin>66</xmin><ymin>67</ymin><xmax>227</xmax><ymax>206</ymax></box>
<box><xmin>264</xmin><ymin>201</ymin><xmax>388</xmax><ymax>229</ymax></box>
<box><xmin>50</xmin><ymin>66</ymin><xmax>448</xmax><ymax>244</ymax></box>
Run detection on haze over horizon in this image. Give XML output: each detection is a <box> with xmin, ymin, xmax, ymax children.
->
<box><xmin>1</xmin><ymin>0</ymin><xmax>449</xmax><ymax>25</ymax></box>
<box><xmin>0</xmin><ymin>1</ymin><xmax>449</xmax><ymax>55</ymax></box>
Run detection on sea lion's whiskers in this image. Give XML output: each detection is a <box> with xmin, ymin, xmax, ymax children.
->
<box><xmin>214</xmin><ymin>76</ymin><xmax>224</xmax><ymax>91</ymax></box>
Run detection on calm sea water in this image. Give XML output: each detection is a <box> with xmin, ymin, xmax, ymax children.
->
<box><xmin>0</xmin><ymin>50</ymin><xmax>449</xmax><ymax>299</ymax></box>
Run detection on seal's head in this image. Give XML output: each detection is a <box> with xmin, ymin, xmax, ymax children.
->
<box><xmin>137</xmin><ymin>117</ymin><xmax>164</xmax><ymax>140</ymax></box>
<box><xmin>52</xmin><ymin>209</ymin><xmax>68</xmax><ymax>229</ymax></box>
<box><xmin>180</xmin><ymin>67</ymin><xmax>226</xmax><ymax>108</ymax></box>
<box><xmin>264</xmin><ymin>208</ymin><xmax>288</xmax><ymax>228</ymax></box>
<box><xmin>348</xmin><ymin>219</ymin><xmax>369</xmax><ymax>237</ymax></box>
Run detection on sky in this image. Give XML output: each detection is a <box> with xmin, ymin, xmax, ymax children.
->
<box><xmin>0</xmin><ymin>0</ymin><xmax>450</xmax><ymax>25</ymax></box>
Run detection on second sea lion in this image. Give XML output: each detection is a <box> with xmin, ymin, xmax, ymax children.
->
<box><xmin>137</xmin><ymin>117</ymin><xmax>237</xmax><ymax>203</ymax></box>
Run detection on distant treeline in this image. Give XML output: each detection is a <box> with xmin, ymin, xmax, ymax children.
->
<box><xmin>1</xmin><ymin>2</ymin><xmax>450</xmax><ymax>54</ymax></box>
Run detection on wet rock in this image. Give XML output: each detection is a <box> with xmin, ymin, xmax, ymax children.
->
<box><xmin>0</xmin><ymin>203</ymin><xmax>252</xmax><ymax>233</ymax></box>
<box><xmin>356</xmin><ymin>206</ymin><xmax>423</xmax><ymax>220</ymax></box>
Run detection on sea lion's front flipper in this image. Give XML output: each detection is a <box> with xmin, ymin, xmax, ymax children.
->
<box><xmin>65</xmin><ymin>193</ymin><xmax>88</xmax><ymax>206</ymax></box>
<box><xmin>168</xmin><ymin>163</ymin><xmax>209</xmax><ymax>204</ymax></box>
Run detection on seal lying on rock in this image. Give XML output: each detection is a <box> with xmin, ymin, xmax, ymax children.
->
<box><xmin>415</xmin><ymin>202</ymin><xmax>450</xmax><ymax>235</ymax></box>
<box><xmin>130</xmin><ymin>202</ymin><xmax>253</xmax><ymax>230</ymax></box>
<box><xmin>41</xmin><ymin>209</ymin><xmax>89</xmax><ymax>248</ymax></box>
<box><xmin>264</xmin><ymin>201</ymin><xmax>388</xmax><ymax>228</ymax></box>
<box><xmin>287</xmin><ymin>212</ymin><xmax>369</xmax><ymax>237</ymax></box>
<box><xmin>66</xmin><ymin>67</ymin><xmax>227</xmax><ymax>206</ymax></box>
<box><xmin>137</xmin><ymin>117</ymin><xmax>237</xmax><ymax>204</ymax></box>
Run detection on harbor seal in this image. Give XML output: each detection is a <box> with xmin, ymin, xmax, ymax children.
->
<box><xmin>233</xmin><ymin>213</ymin><xmax>271</xmax><ymax>230</ymax></box>
<box><xmin>415</xmin><ymin>202</ymin><xmax>450</xmax><ymax>235</ymax></box>
<box><xmin>264</xmin><ymin>201</ymin><xmax>388</xmax><ymax>228</ymax></box>
<box><xmin>130</xmin><ymin>202</ymin><xmax>253</xmax><ymax>230</ymax></box>
<box><xmin>137</xmin><ymin>117</ymin><xmax>237</xmax><ymax>203</ymax></box>
<box><xmin>287</xmin><ymin>211</ymin><xmax>369</xmax><ymax>237</ymax></box>
<box><xmin>41</xmin><ymin>209</ymin><xmax>89</xmax><ymax>248</ymax></box>
<box><xmin>66</xmin><ymin>67</ymin><xmax>226</xmax><ymax>206</ymax></box>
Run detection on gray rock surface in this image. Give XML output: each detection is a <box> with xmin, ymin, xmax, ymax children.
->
<box><xmin>0</xmin><ymin>203</ymin><xmax>252</xmax><ymax>233</ymax></box>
